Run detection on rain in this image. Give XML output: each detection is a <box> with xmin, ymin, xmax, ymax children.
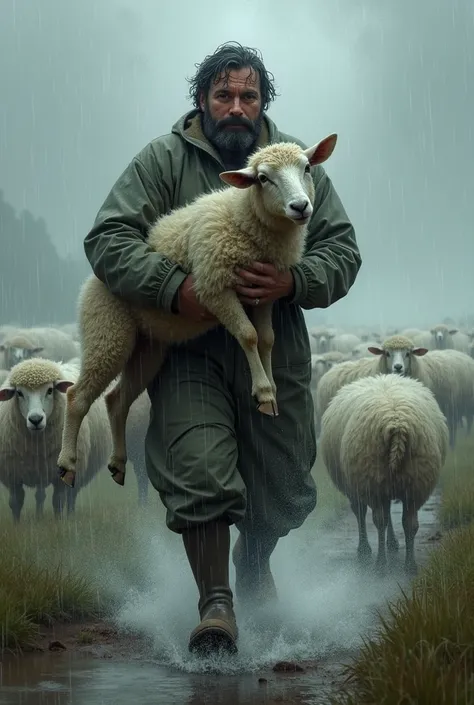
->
<box><xmin>0</xmin><ymin>0</ymin><xmax>473</xmax><ymax>703</ymax></box>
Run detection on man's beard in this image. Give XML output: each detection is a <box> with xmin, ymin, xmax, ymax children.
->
<box><xmin>201</xmin><ymin>108</ymin><xmax>263</xmax><ymax>155</ymax></box>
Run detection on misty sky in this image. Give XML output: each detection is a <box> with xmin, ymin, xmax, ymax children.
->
<box><xmin>1</xmin><ymin>0</ymin><xmax>473</xmax><ymax>328</ymax></box>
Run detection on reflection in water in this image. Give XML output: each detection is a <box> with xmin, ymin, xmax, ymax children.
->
<box><xmin>0</xmin><ymin>651</ymin><xmax>335</xmax><ymax>704</ymax></box>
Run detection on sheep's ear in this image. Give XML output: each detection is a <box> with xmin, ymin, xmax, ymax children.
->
<box><xmin>368</xmin><ymin>346</ymin><xmax>384</xmax><ymax>356</ymax></box>
<box><xmin>412</xmin><ymin>348</ymin><xmax>428</xmax><ymax>356</ymax></box>
<box><xmin>0</xmin><ymin>387</ymin><xmax>15</xmax><ymax>401</ymax></box>
<box><xmin>448</xmin><ymin>328</ymin><xmax>458</xmax><ymax>335</ymax></box>
<box><xmin>304</xmin><ymin>134</ymin><xmax>338</xmax><ymax>166</ymax></box>
<box><xmin>54</xmin><ymin>380</ymin><xmax>74</xmax><ymax>393</ymax></box>
<box><xmin>219</xmin><ymin>167</ymin><xmax>257</xmax><ymax>189</ymax></box>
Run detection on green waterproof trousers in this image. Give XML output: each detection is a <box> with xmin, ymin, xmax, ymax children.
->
<box><xmin>144</xmin><ymin>309</ymin><xmax>318</xmax><ymax>538</ymax></box>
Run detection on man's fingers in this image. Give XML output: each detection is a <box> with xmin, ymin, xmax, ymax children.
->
<box><xmin>235</xmin><ymin>285</ymin><xmax>268</xmax><ymax>299</ymax></box>
<box><xmin>236</xmin><ymin>268</ymin><xmax>273</xmax><ymax>286</ymax></box>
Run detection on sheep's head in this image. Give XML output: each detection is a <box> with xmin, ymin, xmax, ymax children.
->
<box><xmin>0</xmin><ymin>334</ymin><xmax>44</xmax><ymax>368</ymax></box>
<box><xmin>430</xmin><ymin>324</ymin><xmax>458</xmax><ymax>349</ymax></box>
<box><xmin>219</xmin><ymin>134</ymin><xmax>337</xmax><ymax>225</ymax></box>
<box><xmin>310</xmin><ymin>327</ymin><xmax>336</xmax><ymax>352</ymax></box>
<box><xmin>368</xmin><ymin>335</ymin><xmax>428</xmax><ymax>375</ymax></box>
<box><xmin>0</xmin><ymin>358</ymin><xmax>74</xmax><ymax>432</ymax></box>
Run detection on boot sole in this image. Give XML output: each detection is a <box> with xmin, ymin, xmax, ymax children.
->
<box><xmin>189</xmin><ymin>619</ymin><xmax>238</xmax><ymax>656</ymax></box>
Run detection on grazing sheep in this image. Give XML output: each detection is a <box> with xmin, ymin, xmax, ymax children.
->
<box><xmin>0</xmin><ymin>326</ymin><xmax>78</xmax><ymax>369</ymax></box>
<box><xmin>0</xmin><ymin>358</ymin><xmax>112</xmax><ymax>522</ymax></box>
<box><xmin>57</xmin><ymin>134</ymin><xmax>339</xmax><ymax>489</ymax></box>
<box><xmin>368</xmin><ymin>335</ymin><xmax>474</xmax><ymax>448</ymax></box>
<box><xmin>320</xmin><ymin>374</ymin><xmax>449</xmax><ymax>574</ymax></box>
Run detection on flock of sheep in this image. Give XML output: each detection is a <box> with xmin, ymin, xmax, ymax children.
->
<box><xmin>310</xmin><ymin>322</ymin><xmax>474</xmax><ymax>572</ymax></box>
<box><xmin>0</xmin><ymin>138</ymin><xmax>469</xmax><ymax>579</ymax></box>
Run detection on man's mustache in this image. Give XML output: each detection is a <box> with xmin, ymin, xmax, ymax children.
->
<box><xmin>216</xmin><ymin>117</ymin><xmax>254</xmax><ymax>130</ymax></box>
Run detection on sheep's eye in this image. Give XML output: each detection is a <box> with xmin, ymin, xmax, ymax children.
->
<box><xmin>16</xmin><ymin>390</ymin><xmax>23</xmax><ymax>398</ymax></box>
<box><xmin>47</xmin><ymin>387</ymin><xmax>53</xmax><ymax>395</ymax></box>
<box><xmin>305</xmin><ymin>163</ymin><xmax>311</xmax><ymax>173</ymax></box>
<box><xmin>258</xmin><ymin>173</ymin><xmax>268</xmax><ymax>184</ymax></box>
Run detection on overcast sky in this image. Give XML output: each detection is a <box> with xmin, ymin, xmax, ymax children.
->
<box><xmin>1</xmin><ymin>0</ymin><xmax>473</xmax><ymax>328</ymax></box>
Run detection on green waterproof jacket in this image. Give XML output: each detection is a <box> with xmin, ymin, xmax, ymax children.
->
<box><xmin>84</xmin><ymin>110</ymin><xmax>362</xmax><ymax>362</ymax></box>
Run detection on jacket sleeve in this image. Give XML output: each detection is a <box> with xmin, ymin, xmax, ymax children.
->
<box><xmin>288</xmin><ymin>167</ymin><xmax>362</xmax><ymax>310</ymax></box>
<box><xmin>83</xmin><ymin>150</ymin><xmax>188</xmax><ymax>312</ymax></box>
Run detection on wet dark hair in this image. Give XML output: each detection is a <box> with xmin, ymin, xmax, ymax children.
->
<box><xmin>187</xmin><ymin>41</ymin><xmax>278</xmax><ymax>112</ymax></box>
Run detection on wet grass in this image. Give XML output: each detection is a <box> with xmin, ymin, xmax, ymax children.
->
<box><xmin>331</xmin><ymin>431</ymin><xmax>474</xmax><ymax>705</ymax></box>
<box><xmin>438</xmin><ymin>430</ymin><xmax>474</xmax><ymax>530</ymax></box>
<box><xmin>0</xmin><ymin>453</ymin><xmax>343</xmax><ymax>651</ymax></box>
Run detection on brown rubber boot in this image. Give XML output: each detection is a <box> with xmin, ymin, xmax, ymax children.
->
<box><xmin>182</xmin><ymin>519</ymin><xmax>238</xmax><ymax>656</ymax></box>
<box><xmin>232</xmin><ymin>532</ymin><xmax>279</xmax><ymax>605</ymax></box>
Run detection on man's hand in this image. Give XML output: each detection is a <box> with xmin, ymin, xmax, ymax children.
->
<box><xmin>234</xmin><ymin>261</ymin><xmax>294</xmax><ymax>306</ymax></box>
<box><xmin>174</xmin><ymin>275</ymin><xmax>218</xmax><ymax>321</ymax></box>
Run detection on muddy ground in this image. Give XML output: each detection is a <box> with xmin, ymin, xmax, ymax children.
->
<box><xmin>0</xmin><ymin>496</ymin><xmax>442</xmax><ymax>705</ymax></box>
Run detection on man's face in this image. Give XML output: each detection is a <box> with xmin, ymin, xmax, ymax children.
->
<box><xmin>200</xmin><ymin>67</ymin><xmax>263</xmax><ymax>153</ymax></box>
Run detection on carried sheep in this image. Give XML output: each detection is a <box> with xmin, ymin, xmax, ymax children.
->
<box><xmin>0</xmin><ymin>358</ymin><xmax>112</xmax><ymax>521</ymax></box>
<box><xmin>319</xmin><ymin>374</ymin><xmax>449</xmax><ymax>574</ymax></box>
<box><xmin>57</xmin><ymin>134</ymin><xmax>339</xmax><ymax>488</ymax></box>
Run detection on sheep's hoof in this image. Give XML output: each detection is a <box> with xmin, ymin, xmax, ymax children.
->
<box><xmin>58</xmin><ymin>468</ymin><xmax>76</xmax><ymax>488</ymax></box>
<box><xmin>256</xmin><ymin>400</ymin><xmax>279</xmax><ymax>417</ymax></box>
<box><xmin>387</xmin><ymin>539</ymin><xmax>400</xmax><ymax>553</ymax></box>
<box><xmin>109</xmin><ymin>466</ymin><xmax>125</xmax><ymax>486</ymax></box>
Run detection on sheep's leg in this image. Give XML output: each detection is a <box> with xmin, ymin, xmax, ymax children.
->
<box><xmin>134</xmin><ymin>463</ymin><xmax>149</xmax><ymax>507</ymax></box>
<box><xmin>372</xmin><ymin>498</ymin><xmax>391</xmax><ymax>574</ymax></box>
<box><xmin>8</xmin><ymin>483</ymin><xmax>25</xmax><ymax>523</ymax></box>
<box><xmin>350</xmin><ymin>497</ymin><xmax>371</xmax><ymax>562</ymax></box>
<box><xmin>402</xmin><ymin>500</ymin><xmax>419</xmax><ymax>575</ymax></box>
<box><xmin>52</xmin><ymin>481</ymin><xmax>66</xmax><ymax>517</ymax></box>
<box><xmin>105</xmin><ymin>337</ymin><xmax>167</xmax><ymax>486</ymax></box>
<box><xmin>206</xmin><ymin>289</ymin><xmax>276</xmax><ymax>415</ymax></box>
<box><xmin>57</xmin><ymin>287</ymin><xmax>137</xmax><ymax>488</ymax></box>
<box><xmin>66</xmin><ymin>487</ymin><xmax>77</xmax><ymax>516</ymax></box>
<box><xmin>465</xmin><ymin>413</ymin><xmax>473</xmax><ymax>435</ymax></box>
<box><xmin>35</xmin><ymin>486</ymin><xmax>46</xmax><ymax>519</ymax></box>
<box><xmin>386</xmin><ymin>512</ymin><xmax>399</xmax><ymax>553</ymax></box>
<box><xmin>251</xmin><ymin>303</ymin><xmax>277</xmax><ymax>415</ymax></box>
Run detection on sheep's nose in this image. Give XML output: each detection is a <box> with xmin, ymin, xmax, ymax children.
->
<box><xmin>289</xmin><ymin>199</ymin><xmax>309</xmax><ymax>213</ymax></box>
<box><xmin>28</xmin><ymin>413</ymin><xmax>43</xmax><ymax>427</ymax></box>
<box><xmin>393</xmin><ymin>364</ymin><xmax>403</xmax><ymax>373</ymax></box>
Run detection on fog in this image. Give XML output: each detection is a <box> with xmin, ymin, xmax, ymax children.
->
<box><xmin>1</xmin><ymin>0</ymin><xmax>473</xmax><ymax>328</ymax></box>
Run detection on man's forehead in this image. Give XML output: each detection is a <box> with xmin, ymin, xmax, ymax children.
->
<box><xmin>212</xmin><ymin>67</ymin><xmax>260</xmax><ymax>91</ymax></box>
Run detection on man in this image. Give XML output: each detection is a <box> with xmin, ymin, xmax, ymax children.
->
<box><xmin>84</xmin><ymin>42</ymin><xmax>362</xmax><ymax>656</ymax></box>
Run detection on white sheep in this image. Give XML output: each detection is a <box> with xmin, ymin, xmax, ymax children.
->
<box><xmin>57</xmin><ymin>134</ymin><xmax>338</xmax><ymax>489</ymax></box>
<box><xmin>429</xmin><ymin>323</ymin><xmax>470</xmax><ymax>354</ymax></box>
<box><xmin>0</xmin><ymin>326</ymin><xmax>78</xmax><ymax>369</ymax></box>
<box><xmin>368</xmin><ymin>335</ymin><xmax>474</xmax><ymax>448</ymax></box>
<box><xmin>309</xmin><ymin>326</ymin><xmax>336</xmax><ymax>353</ymax></box>
<box><xmin>330</xmin><ymin>333</ymin><xmax>361</xmax><ymax>354</ymax></box>
<box><xmin>319</xmin><ymin>373</ymin><xmax>449</xmax><ymax>574</ymax></box>
<box><xmin>311</xmin><ymin>350</ymin><xmax>347</xmax><ymax>390</ymax></box>
<box><xmin>0</xmin><ymin>357</ymin><xmax>112</xmax><ymax>521</ymax></box>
